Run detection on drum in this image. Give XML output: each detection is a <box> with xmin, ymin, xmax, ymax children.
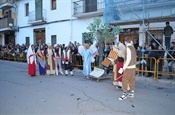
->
<box><xmin>108</xmin><ymin>50</ymin><xmax>118</xmax><ymax>60</ymax></box>
<box><xmin>102</xmin><ymin>58</ymin><xmax>111</xmax><ymax>67</ymax></box>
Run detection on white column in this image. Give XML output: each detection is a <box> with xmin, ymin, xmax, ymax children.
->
<box><xmin>0</xmin><ymin>34</ymin><xmax>5</xmax><ymax>46</ymax></box>
<box><xmin>139</xmin><ymin>24</ymin><xmax>146</xmax><ymax>46</ymax></box>
<box><xmin>15</xmin><ymin>32</ymin><xmax>18</xmax><ymax>45</ymax></box>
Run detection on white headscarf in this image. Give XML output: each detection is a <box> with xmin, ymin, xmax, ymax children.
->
<box><xmin>118</xmin><ymin>42</ymin><xmax>126</xmax><ymax>59</ymax></box>
<box><xmin>27</xmin><ymin>45</ymin><xmax>35</xmax><ymax>64</ymax></box>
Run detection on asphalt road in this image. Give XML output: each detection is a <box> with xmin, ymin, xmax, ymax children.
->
<box><xmin>0</xmin><ymin>60</ymin><xmax>175</xmax><ymax>115</ymax></box>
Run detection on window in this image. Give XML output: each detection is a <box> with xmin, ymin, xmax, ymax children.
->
<box><xmin>35</xmin><ymin>0</ymin><xmax>42</xmax><ymax>20</ymax></box>
<box><xmin>51</xmin><ymin>35</ymin><xmax>57</xmax><ymax>46</ymax></box>
<box><xmin>25</xmin><ymin>3</ymin><xmax>29</xmax><ymax>16</ymax></box>
<box><xmin>26</xmin><ymin>37</ymin><xmax>30</xmax><ymax>46</ymax></box>
<box><xmin>85</xmin><ymin>0</ymin><xmax>97</xmax><ymax>13</ymax></box>
<box><xmin>51</xmin><ymin>0</ymin><xmax>56</xmax><ymax>10</ymax></box>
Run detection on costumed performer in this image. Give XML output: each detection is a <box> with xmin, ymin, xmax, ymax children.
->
<box><xmin>27</xmin><ymin>45</ymin><xmax>36</xmax><ymax>76</ymax></box>
<box><xmin>62</xmin><ymin>46</ymin><xmax>74</xmax><ymax>76</ymax></box>
<box><xmin>78</xmin><ymin>43</ymin><xmax>98</xmax><ymax>79</ymax></box>
<box><xmin>54</xmin><ymin>44</ymin><xmax>64</xmax><ymax>75</ymax></box>
<box><xmin>118</xmin><ymin>38</ymin><xmax>137</xmax><ymax>100</ymax></box>
<box><xmin>46</xmin><ymin>43</ymin><xmax>56</xmax><ymax>75</ymax></box>
<box><xmin>36</xmin><ymin>45</ymin><xmax>46</xmax><ymax>75</ymax></box>
<box><xmin>114</xmin><ymin>42</ymin><xmax>125</xmax><ymax>89</ymax></box>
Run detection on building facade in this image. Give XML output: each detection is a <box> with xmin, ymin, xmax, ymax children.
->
<box><xmin>0</xmin><ymin>0</ymin><xmax>104</xmax><ymax>46</ymax></box>
<box><xmin>0</xmin><ymin>0</ymin><xmax>174</xmax><ymax>47</ymax></box>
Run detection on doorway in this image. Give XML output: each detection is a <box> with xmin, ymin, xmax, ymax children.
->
<box><xmin>4</xmin><ymin>31</ymin><xmax>15</xmax><ymax>45</ymax></box>
<box><xmin>34</xmin><ymin>28</ymin><xmax>45</xmax><ymax>45</ymax></box>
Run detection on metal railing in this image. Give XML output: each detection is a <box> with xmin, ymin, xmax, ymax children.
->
<box><xmin>0</xmin><ymin>51</ymin><xmax>27</xmax><ymax>62</ymax></box>
<box><xmin>28</xmin><ymin>9</ymin><xmax>47</xmax><ymax>24</ymax></box>
<box><xmin>0</xmin><ymin>0</ymin><xmax>14</xmax><ymax>6</ymax></box>
<box><xmin>136</xmin><ymin>56</ymin><xmax>157</xmax><ymax>79</ymax></box>
<box><xmin>0</xmin><ymin>52</ymin><xmax>174</xmax><ymax>80</ymax></box>
<box><xmin>156</xmin><ymin>58</ymin><xmax>175</xmax><ymax>79</ymax></box>
<box><xmin>72</xmin><ymin>54</ymin><xmax>99</xmax><ymax>68</ymax></box>
<box><xmin>73</xmin><ymin>0</ymin><xmax>104</xmax><ymax>15</ymax></box>
<box><xmin>0</xmin><ymin>18</ymin><xmax>14</xmax><ymax>29</ymax></box>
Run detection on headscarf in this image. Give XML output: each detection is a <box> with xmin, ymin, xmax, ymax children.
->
<box><xmin>27</xmin><ymin>45</ymin><xmax>35</xmax><ymax>64</ymax></box>
<box><xmin>118</xmin><ymin>42</ymin><xmax>126</xmax><ymax>59</ymax></box>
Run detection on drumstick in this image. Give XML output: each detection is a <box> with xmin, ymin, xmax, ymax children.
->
<box><xmin>115</xmin><ymin>75</ymin><xmax>123</xmax><ymax>81</ymax></box>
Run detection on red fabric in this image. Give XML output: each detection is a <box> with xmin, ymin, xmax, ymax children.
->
<box><xmin>116</xmin><ymin>62</ymin><xmax>124</xmax><ymax>82</ymax></box>
<box><xmin>28</xmin><ymin>61</ymin><xmax>36</xmax><ymax>76</ymax></box>
<box><xmin>65</xmin><ymin>57</ymin><xmax>68</xmax><ymax>61</ymax></box>
<box><xmin>56</xmin><ymin>54</ymin><xmax>60</xmax><ymax>58</ymax></box>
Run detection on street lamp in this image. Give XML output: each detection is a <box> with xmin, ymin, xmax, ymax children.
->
<box><xmin>9</xmin><ymin>23</ymin><xmax>19</xmax><ymax>32</ymax></box>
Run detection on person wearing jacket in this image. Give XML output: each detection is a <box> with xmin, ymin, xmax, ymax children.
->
<box><xmin>167</xmin><ymin>41</ymin><xmax>175</xmax><ymax>79</ymax></box>
<box><xmin>146</xmin><ymin>45</ymin><xmax>156</xmax><ymax>77</ymax></box>
<box><xmin>118</xmin><ymin>38</ymin><xmax>137</xmax><ymax>100</ymax></box>
<box><xmin>164</xmin><ymin>22</ymin><xmax>174</xmax><ymax>50</ymax></box>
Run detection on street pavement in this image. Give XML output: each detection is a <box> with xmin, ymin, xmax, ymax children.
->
<box><xmin>0</xmin><ymin>60</ymin><xmax>175</xmax><ymax>115</ymax></box>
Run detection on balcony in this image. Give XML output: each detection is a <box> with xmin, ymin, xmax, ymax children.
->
<box><xmin>73</xmin><ymin>0</ymin><xmax>104</xmax><ymax>18</ymax></box>
<box><xmin>0</xmin><ymin>0</ymin><xmax>14</xmax><ymax>10</ymax></box>
<box><xmin>28</xmin><ymin>9</ymin><xmax>47</xmax><ymax>25</ymax></box>
<box><xmin>0</xmin><ymin>18</ymin><xmax>14</xmax><ymax>32</ymax></box>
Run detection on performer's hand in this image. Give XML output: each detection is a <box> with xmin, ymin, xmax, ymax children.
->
<box><xmin>118</xmin><ymin>68</ymin><xmax>123</xmax><ymax>74</ymax></box>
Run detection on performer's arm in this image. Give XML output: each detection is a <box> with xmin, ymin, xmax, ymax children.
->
<box><xmin>29</xmin><ymin>54</ymin><xmax>34</xmax><ymax>58</ymax></box>
<box><xmin>123</xmin><ymin>47</ymin><xmax>131</xmax><ymax>70</ymax></box>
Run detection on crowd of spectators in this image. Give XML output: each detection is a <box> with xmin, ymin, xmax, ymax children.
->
<box><xmin>0</xmin><ymin>43</ymin><xmax>28</xmax><ymax>61</ymax></box>
<box><xmin>135</xmin><ymin>35</ymin><xmax>175</xmax><ymax>79</ymax></box>
<box><xmin>0</xmin><ymin>39</ymin><xmax>174</xmax><ymax>79</ymax></box>
<box><xmin>0</xmin><ymin>41</ymin><xmax>81</xmax><ymax>61</ymax></box>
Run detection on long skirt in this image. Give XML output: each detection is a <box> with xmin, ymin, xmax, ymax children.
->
<box><xmin>116</xmin><ymin>62</ymin><xmax>124</xmax><ymax>82</ymax></box>
<box><xmin>28</xmin><ymin>61</ymin><xmax>36</xmax><ymax>76</ymax></box>
<box><xmin>46</xmin><ymin>56</ymin><xmax>56</xmax><ymax>75</ymax></box>
<box><xmin>39</xmin><ymin>63</ymin><xmax>46</xmax><ymax>75</ymax></box>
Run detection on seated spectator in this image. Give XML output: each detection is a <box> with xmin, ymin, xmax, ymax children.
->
<box><xmin>156</xmin><ymin>46</ymin><xmax>165</xmax><ymax>79</ymax></box>
<box><xmin>146</xmin><ymin>45</ymin><xmax>156</xmax><ymax>77</ymax></box>
<box><xmin>138</xmin><ymin>45</ymin><xmax>146</xmax><ymax>75</ymax></box>
<box><xmin>167</xmin><ymin>41</ymin><xmax>175</xmax><ymax>79</ymax></box>
<box><xmin>150</xmin><ymin>34</ymin><xmax>161</xmax><ymax>49</ymax></box>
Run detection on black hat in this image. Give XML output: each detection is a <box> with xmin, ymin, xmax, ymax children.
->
<box><xmin>171</xmin><ymin>41</ymin><xmax>175</xmax><ymax>44</ymax></box>
<box><xmin>166</xmin><ymin>22</ymin><xmax>170</xmax><ymax>25</ymax></box>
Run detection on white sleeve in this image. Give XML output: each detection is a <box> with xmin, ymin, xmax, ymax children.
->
<box><xmin>123</xmin><ymin>47</ymin><xmax>131</xmax><ymax>70</ymax></box>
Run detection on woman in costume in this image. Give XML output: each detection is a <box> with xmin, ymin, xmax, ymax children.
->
<box><xmin>54</xmin><ymin>44</ymin><xmax>64</xmax><ymax>75</ymax></box>
<box><xmin>46</xmin><ymin>44</ymin><xmax>56</xmax><ymax>75</ymax></box>
<box><xmin>37</xmin><ymin>45</ymin><xmax>46</xmax><ymax>75</ymax></box>
<box><xmin>27</xmin><ymin>45</ymin><xmax>36</xmax><ymax>76</ymax></box>
<box><xmin>79</xmin><ymin>43</ymin><xmax>98</xmax><ymax>79</ymax></box>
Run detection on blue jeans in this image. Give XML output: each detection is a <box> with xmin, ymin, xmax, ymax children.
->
<box><xmin>165</xmin><ymin>36</ymin><xmax>171</xmax><ymax>50</ymax></box>
<box><xmin>168</xmin><ymin>61</ymin><xmax>174</xmax><ymax>73</ymax></box>
<box><xmin>158</xmin><ymin>61</ymin><xmax>163</xmax><ymax>76</ymax></box>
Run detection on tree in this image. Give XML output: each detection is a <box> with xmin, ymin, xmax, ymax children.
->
<box><xmin>87</xmin><ymin>18</ymin><xmax>121</xmax><ymax>68</ymax></box>
<box><xmin>82</xmin><ymin>32</ymin><xmax>93</xmax><ymax>44</ymax></box>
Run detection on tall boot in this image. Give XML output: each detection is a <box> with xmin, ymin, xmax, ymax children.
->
<box><xmin>65</xmin><ymin>70</ymin><xmax>68</xmax><ymax>76</ymax></box>
<box><xmin>59</xmin><ymin>68</ymin><xmax>64</xmax><ymax>75</ymax></box>
<box><xmin>116</xmin><ymin>81</ymin><xmax>122</xmax><ymax>89</ymax></box>
<box><xmin>70</xmin><ymin>71</ymin><xmax>74</xmax><ymax>76</ymax></box>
